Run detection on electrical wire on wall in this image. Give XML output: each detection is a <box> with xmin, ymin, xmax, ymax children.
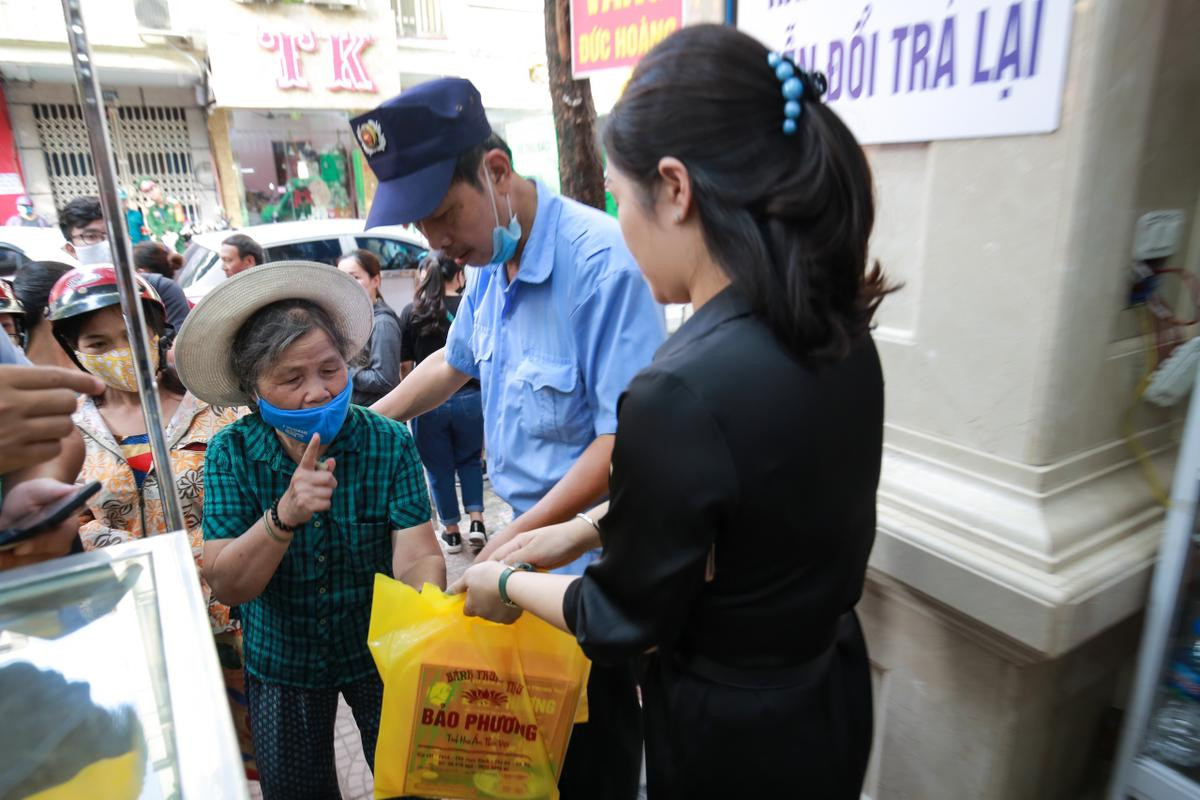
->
<box><xmin>1125</xmin><ymin>305</ymin><xmax>1171</xmax><ymax>506</ymax></box>
<box><xmin>1125</xmin><ymin>263</ymin><xmax>1200</xmax><ymax>507</ymax></box>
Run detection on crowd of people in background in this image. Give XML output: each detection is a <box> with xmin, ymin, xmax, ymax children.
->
<box><xmin>0</xmin><ymin>185</ymin><xmax>468</xmax><ymax>792</ymax></box>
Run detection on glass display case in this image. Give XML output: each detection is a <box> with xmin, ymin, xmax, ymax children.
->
<box><xmin>0</xmin><ymin>533</ymin><xmax>248</xmax><ymax>799</ymax></box>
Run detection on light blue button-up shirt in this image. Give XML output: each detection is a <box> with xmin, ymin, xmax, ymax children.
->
<box><xmin>444</xmin><ymin>180</ymin><xmax>664</xmax><ymax>573</ymax></box>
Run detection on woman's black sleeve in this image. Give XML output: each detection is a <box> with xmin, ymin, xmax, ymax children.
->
<box><xmin>562</xmin><ymin>369</ymin><xmax>739</xmax><ymax>664</ymax></box>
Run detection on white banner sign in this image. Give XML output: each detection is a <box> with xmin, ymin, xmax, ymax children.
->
<box><xmin>737</xmin><ymin>0</ymin><xmax>1073</xmax><ymax>144</ymax></box>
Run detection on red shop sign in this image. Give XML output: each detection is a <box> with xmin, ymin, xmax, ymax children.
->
<box><xmin>570</xmin><ymin>0</ymin><xmax>682</xmax><ymax>78</ymax></box>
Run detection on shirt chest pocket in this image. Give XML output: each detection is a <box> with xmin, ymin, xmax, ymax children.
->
<box><xmin>348</xmin><ymin>522</ymin><xmax>392</xmax><ymax>575</ymax></box>
<box><xmin>513</xmin><ymin>356</ymin><xmax>592</xmax><ymax>444</ymax></box>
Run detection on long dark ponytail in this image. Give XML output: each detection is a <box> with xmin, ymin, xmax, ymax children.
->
<box><xmin>410</xmin><ymin>252</ymin><xmax>464</xmax><ymax>338</ymax></box>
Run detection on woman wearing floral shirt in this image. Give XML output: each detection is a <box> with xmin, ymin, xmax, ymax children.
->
<box><xmin>48</xmin><ymin>266</ymin><xmax>255</xmax><ymax>777</ymax></box>
<box><xmin>72</xmin><ymin>390</ymin><xmax>241</xmax><ymax>627</ymax></box>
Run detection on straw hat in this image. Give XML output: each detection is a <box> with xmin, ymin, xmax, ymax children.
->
<box><xmin>174</xmin><ymin>260</ymin><xmax>374</xmax><ymax>407</ymax></box>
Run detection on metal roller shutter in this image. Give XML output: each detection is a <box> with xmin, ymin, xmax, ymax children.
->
<box><xmin>32</xmin><ymin>101</ymin><xmax>203</xmax><ymax>222</ymax></box>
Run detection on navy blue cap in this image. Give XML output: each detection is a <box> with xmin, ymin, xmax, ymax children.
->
<box><xmin>350</xmin><ymin>78</ymin><xmax>492</xmax><ymax>228</ymax></box>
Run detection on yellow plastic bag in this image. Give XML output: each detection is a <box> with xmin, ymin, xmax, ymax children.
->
<box><xmin>368</xmin><ymin>577</ymin><xmax>591</xmax><ymax>800</ymax></box>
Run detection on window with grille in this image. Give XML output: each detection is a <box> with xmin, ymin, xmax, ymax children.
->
<box><xmin>32</xmin><ymin>102</ymin><xmax>205</xmax><ymax>223</ymax></box>
<box><xmin>394</xmin><ymin>0</ymin><xmax>446</xmax><ymax>37</ymax></box>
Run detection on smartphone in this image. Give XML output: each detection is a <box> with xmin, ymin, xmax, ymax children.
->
<box><xmin>0</xmin><ymin>481</ymin><xmax>101</xmax><ymax>551</ymax></box>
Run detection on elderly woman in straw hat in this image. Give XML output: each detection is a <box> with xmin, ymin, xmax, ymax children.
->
<box><xmin>174</xmin><ymin>260</ymin><xmax>444</xmax><ymax>800</ymax></box>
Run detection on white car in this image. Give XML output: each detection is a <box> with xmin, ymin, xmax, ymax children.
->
<box><xmin>178</xmin><ymin>220</ymin><xmax>429</xmax><ymax>309</ymax></box>
<box><xmin>0</xmin><ymin>227</ymin><xmax>79</xmax><ymax>277</ymax></box>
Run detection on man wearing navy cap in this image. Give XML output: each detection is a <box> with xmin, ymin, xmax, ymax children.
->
<box><xmin>357</xmin><ymin>78</ymin><xmax>660</xmax><ymax>799</ymax></box>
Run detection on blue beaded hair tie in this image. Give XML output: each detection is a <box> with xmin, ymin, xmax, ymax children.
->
<box><xmin>767</xmin><ymin>51</ymin><xmax>808</xmax><ymax>135</ymax></box>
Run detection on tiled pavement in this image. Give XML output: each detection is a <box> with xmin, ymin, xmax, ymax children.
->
<box><xmin>248</xmin><ymin>478</ymin><xmax>513</xmax><ymax>800</ymax></box>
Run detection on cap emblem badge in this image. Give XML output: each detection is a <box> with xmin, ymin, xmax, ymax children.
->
<box><xmin>356</xmin><ymin>119</ymin><xmax>387</xmax><ymax>156</ymax></box>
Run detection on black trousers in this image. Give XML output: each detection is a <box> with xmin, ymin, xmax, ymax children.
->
<box><xmin>557</xmin><ymin>661</ymin><xmax>644</xmax><ymax>800</ymax></box>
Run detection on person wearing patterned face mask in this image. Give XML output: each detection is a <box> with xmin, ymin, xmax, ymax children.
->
<box><xmin>46</xmin><ymin>266</ymin><xmax>257</xmax><ymax>778</ymax></box>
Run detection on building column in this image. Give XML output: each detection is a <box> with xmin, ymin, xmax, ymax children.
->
<box><xmin>859</xmin><ymin>1</ymin><xmax>1200</xmax><ymax>797</ymax></box>
<box><xmin>207</xmin><ymin>107</ymin><xmax>243</xmax><ymax>228</ymax></box>
<box><xmin>5</xmin><ymin>86</ymin><xmax>54</xmax><ymax>222</ymax></box>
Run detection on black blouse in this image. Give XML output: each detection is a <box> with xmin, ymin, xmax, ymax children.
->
<box><xmin>399</xmin><ymin>295</ymin><xmax>481</xmax><ymax>392</ymax></box>
<box><xmin>399</xmin><ymin>295</ymin><xmax>461</xmax><ymax>367</ymax></box>
<box><xmin>563</xmin><ymin>287</ymin><xmax>883</xmax><ymax>669</ymax></box>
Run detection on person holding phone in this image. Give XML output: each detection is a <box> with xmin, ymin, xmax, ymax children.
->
<box><xmin>0</xmin><ymin>479</ymin><xmax>98</xmax><ymax>550</ymax></box>
<box><xmin>175</xmin><ymin>262</ymin><xmax>442</xmax><ymax>800</ymax></box>
<box><xmin>0</xmin><ymin>329</ymin><xmax>103</xmax><ymax>570</ymax></box>
<box><xmin>0</xmin><ymin>480</ymin><xmax>91</xmax><ymax>571</ymax></box>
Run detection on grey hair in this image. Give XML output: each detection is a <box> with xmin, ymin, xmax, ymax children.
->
<box><xmin>230</xmin><ymin>299</ymin><xmax>352</xmax><ymax>401</ymax></box>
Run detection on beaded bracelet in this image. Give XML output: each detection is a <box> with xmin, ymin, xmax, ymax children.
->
<box><xmin>271</xmin><ymin>498</ymin><xmax>297</xmax><ymax>533</ymax></box>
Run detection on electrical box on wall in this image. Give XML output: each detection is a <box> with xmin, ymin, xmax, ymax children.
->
<box><xmin>1133</xmin><ymin>210</ymin><xmax>1186</xmax><ymax>260</ymax></box>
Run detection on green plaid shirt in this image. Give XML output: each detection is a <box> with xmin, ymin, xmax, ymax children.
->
<box><xmin>203</xmin><ymin>406</ymin><xmax>430</xmax><ymax>688</ymax></box>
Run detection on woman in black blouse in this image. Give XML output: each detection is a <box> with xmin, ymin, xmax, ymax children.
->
<box><xmin>452</xmin><ymin>24</ymin><xmax>893</xmax><ymax>799</ymax></box>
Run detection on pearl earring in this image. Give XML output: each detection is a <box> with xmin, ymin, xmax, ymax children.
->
<box><xmin>673</xmin><ymin>211</ymin><xmax>682</xmax><ymax>223</ymax></box>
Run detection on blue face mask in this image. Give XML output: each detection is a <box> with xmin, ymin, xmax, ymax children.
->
<box><xmin>257</xmin><ymin>380</ymin><xmax>352</xmax><ymax>445</ymax></box>
<box><xmin>484</xmin><ymin>168</ymin><xmax>522</xmax><ymax>265</ymax></box>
